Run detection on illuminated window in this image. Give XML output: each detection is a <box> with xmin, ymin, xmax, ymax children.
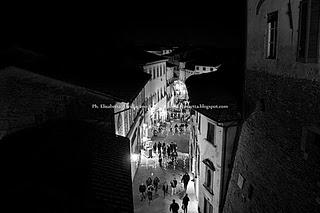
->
<box><xmin>297</xmin><ymin>0</ymin><xmax>320</xmax><ymax>63</ymax></box>
<box><xmin>266</xmin><ymin>11</ymin><xmax>278</xmax><ymax>59</ymax></box>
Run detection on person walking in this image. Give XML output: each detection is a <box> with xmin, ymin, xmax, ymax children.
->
<box><xmin>182</xmin><ymin>194</ymin><xmax>190</xmax><ymax>213</ymax></box>
<box><xmin>158</xmin><ymin>156</ymin><xmax>163</xmax><ymax>168</ymax></box>
<box><xmin>172</xmin><ymin>151</ymin><xmax>178</xmax><ymax>163</ymax></box>
<box><xmin>162</xmin><ymin>181</ymin><xmax>168</xmax><ymax>198</ymax></box>
<box><xmin>169</xmin><ymin>199</ymin><xmax>180</xmax><ymax>213</ymax></box>
<box><xmin>147</xmin><ymin>184</ymin><xmax>154</xmax><ymax>205</ymax></box>
<box><xmin>162</xmin><ymin>142</ymin><xmax>166</xmax><ymax>156</ymax></box>
<box><xmin>181</xmin><ymin>172</ymin><xmax>190</xmax><ymax>191</ymax></box>
<box><xmin>153</xmin><ymin>176</ymin><xmax>160</xmax><ymax>194</ymax></box>
<box><xmin>170</xmin><ymin>177</ymin><xmax>178</xmax><ymax>195</ymax></box>
<box><xmin>146</xmin><ymin>176</ymin><xmax>152</xmax><ymax>187</ymax></box>
<box><xmin>173</xmin><ymin>142</ymin><xmax>177</xmax><ymax>153</ymax></box>
<box><xmin>167</xmin><ymin>144</ymin><xmax>171</xmax><ymax>158</ymax></box>
<box><xmin>170</xmin><ymin>142</ymin><xmax>174</xmax><ymax>153</ymax></box>
<box><xmin>162</xmin><ymin>141</ymin><xmax>166</xmax><ymax>150</ymax></box>
<box><xmin>162</xmin><ymin>144</ymin><xmax>166</xmax><ymax>158</ymax></box>
<box><xmin>139</xmin><ymin>182</ymin><xmax>146</xmax><ymax>201</ymax></box>
<box><xmin>157</xmin><ymin>141</ymin><xmax>162</xmax><ymax>154</ymax></box>
<box><xmin>153</xmin><ymin>142</ymin><xmax>157</xmax><ymax>154</ymax></box>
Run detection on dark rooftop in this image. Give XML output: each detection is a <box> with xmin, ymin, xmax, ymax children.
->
<box><xmin>128</xmin><ymin>47</ymin><xmax>168</xmax><ymax>64</ymax></box>
<box><xmin>185</xmin><ymin>62</ymin><xmax>195</xmax><ymax>70</ymax></box>
<box><xmin>163</xmin><ymin>45</ymin><xmax>243</xmax><ymax>67</ymax></box>
<box><xmin>1</xmin><ymin>45</ymin><xmax>152</xmax><ymax>103</ymax></box>
<box><xmin>166</xmin><ymin>62</ymin><xmax>178</xmax><ymax>68</ymax></box>
<box><xmin>0</xmin><ymin>119</ymin><xmax>133</xmax><ymax>213</ymax></box>
<box><xmin>186</xmin><ymin>65</ymin><xmax>242</xmax><ymax>122</ymax></box>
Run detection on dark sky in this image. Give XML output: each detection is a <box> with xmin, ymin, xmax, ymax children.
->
<box><xmin>2</xmin><ymin>3</ymin><xmax>245</xmax><ymax>51</ymax></box>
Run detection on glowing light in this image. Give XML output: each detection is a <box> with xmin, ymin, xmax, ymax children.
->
<box><xmin>131</xmin><ymin>154</ymin><xmax>139</xmax><ymax>162</ymax></box>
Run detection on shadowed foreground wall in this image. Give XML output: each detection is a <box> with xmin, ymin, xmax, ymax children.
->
<box><xmin>0</xmin><ymin>66</ymin><xmax>115</xmax><ymax>139</ymax></box>
<box><xmin>223</xmin><ymin>70</ymin><xmax>320</xmax><ymax>213</ymax></box>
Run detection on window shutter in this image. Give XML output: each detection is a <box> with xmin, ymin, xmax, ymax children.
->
<box><xmin>307</xmin><ymin>0</ymin><xmax>320</xmax><ymax>62</ymax></box>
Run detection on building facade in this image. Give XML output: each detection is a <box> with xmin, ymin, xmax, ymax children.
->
<box><xmin>190</xmin><ymin>109</ymin><xmax>240</xmax><ymax>213</ymax></box>
<box><xmin>224</xmin><ymin>0</ymin><xmax>320</xmax><ymax>212</ymax></box>
<box><xmin>166</xmin><ymin>62</ymin><xmax>177</xmax><ymax>115</ymax></box>
<box><xmin>143</xmin><ymin>59</ymin><xmax>168</xmax><ymax>134</ymax></box>
<box><xmin>114</xmin><ymin>87</ymin><xmax>146</xmax><ymax>180</ymax></box>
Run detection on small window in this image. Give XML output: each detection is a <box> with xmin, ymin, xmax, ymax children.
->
<box><xmin>203</xmin><ymin>159</ymin><xmax>215</xmax><ymax>195</ymax></box>
<box><xmin>205</xmin><ymin>169</ymin><xmax>212</xmax><ymax>188</ymax></box>
<box><xmin>204</xmin><ymin>197</ymin><xmax>213</xmax><ymax>213</ymax></box>
<box><xmin>207</xmin><ymin>122</ymin><xmax>215</xmax><ymax>146</ymax></box>
<box><xmin>153</xmin><ymin>68</ymin><xmax>155</xmax><ymax>79</ymax></box>
<box><xmin>266</xmin><ymin>11</ymin><xmax>278</xmax><ymax>59</ymax></box>
<box><xmin>198</xmin><ymin>114</ymin><xmax>201</xmax><ymax>133</ymax></box>
<box><xmin>196</xmin><ymin>66</ymin><xmax>199</xmax><ymax>70</ymax></box>
<box><xmin>297</xmin><ymin>0</ymin><xmax>320</xmax><ymax>63</ymax></box>
<box><xmin>202</xmin><ymin>67</ymin><xmax>206</xmax><ymax>71</ymax></box>
<box><xmin>210</xmin><ymin>67</ymin><xmax>214</xmax><ymax>71</ymax></box>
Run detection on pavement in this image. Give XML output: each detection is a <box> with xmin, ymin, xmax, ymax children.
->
<box><xmin>133</xmin><ymin>128</ymin><xmax>198</xmax><ymax>213</ymax></box>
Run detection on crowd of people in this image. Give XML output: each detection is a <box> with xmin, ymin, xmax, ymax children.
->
<box><xmin>153</xmin><ymin>121</ymin><xmax>189</xmax><ymax>136</ymax></box>
<box><xmin>152</xmin><ymin>141</ymin><xmax>179</xmax><ymax>168</ymax></box>
<box><xmin>138</xmin><ymin>172</ymin><xmax>191</xmax><ymax>212</ymax></box>
<box><xmin>138</xmin><ymin>115</ymin><xmax>193</xmax><ymax>211</ymax></box>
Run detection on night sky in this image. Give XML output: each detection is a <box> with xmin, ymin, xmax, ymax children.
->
<box><xmin>2</xmin><ymin>2</ymin><xmax>245</xmax><ymax>51</ymax></box>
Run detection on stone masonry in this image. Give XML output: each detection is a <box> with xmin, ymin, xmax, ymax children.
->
<box><xmin>223</xmin><ymin>69</ymin><xmax>320</xmax><ymax>212</ymax></box>
<box><xmin>0</xmin><ymin>66</ymin><xmax>115</xmax><ymax>139</ymax></box>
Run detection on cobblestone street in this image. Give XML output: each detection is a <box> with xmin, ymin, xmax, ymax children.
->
<box><xmin>133</xmin><ymin>124</ymin><xmax>198</xmax><ymax>213</ymax></box>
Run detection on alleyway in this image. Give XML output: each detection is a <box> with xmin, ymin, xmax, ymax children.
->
<box><xmin>133</xmin><ymin>121</ymin><xmax>198</xmax><ymax>213</ymax></box>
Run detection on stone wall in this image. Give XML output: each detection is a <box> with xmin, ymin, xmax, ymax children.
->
<box><xmin>247</xmin><ymin>0</ymin><xmax>320</xmax><ymax>81</ymax></box>
<box><xmin>0</xmin><ymin>66</ymin><xmax>115</xmax><ymax>139</ymax></box>
<box><xmin>223</xmin><ymin>69</ymin><xmax>320</xmax><ymax>213</ymax></box>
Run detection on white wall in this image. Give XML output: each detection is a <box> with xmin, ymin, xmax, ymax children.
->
<box><xmin>197</xmin><ymin>113</ymin><xmax>224</xmax><ymax>213</ymax></box>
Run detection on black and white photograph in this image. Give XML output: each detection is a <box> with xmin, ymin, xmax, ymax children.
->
<box><xmin>0</xmin><ymin>1</ymin><xmax>319</xmax><ymax>212</ymax></box>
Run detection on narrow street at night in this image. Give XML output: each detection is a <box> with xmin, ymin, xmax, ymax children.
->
<box><xmin>133</xmin><ymin>119</ymin><xmax>198</xmax><ymax>213</ymax></box>
<box><xmin>7</xmin><ymin>1</ymin><xmax>320</xmax><ymax>212</ymax></box>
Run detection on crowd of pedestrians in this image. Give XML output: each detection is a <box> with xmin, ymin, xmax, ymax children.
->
<box><xmin>138</xmin><ymin>172</ymin><xmax>191</xmax><ymax>211</ymax></box>
<box><xmin>152</xmin><ymin>141</ymin><xmax>179</xmax><ymax>168</ymax></box>
<box><xmin>153</xmin><ymin>120</ymin><xmax>189</xmax><ymax>137</ymax></box>
<box><xmin>138</xmin><ymin>120</ymin><xmax>193</xmax><ymax>212</ymax></box>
